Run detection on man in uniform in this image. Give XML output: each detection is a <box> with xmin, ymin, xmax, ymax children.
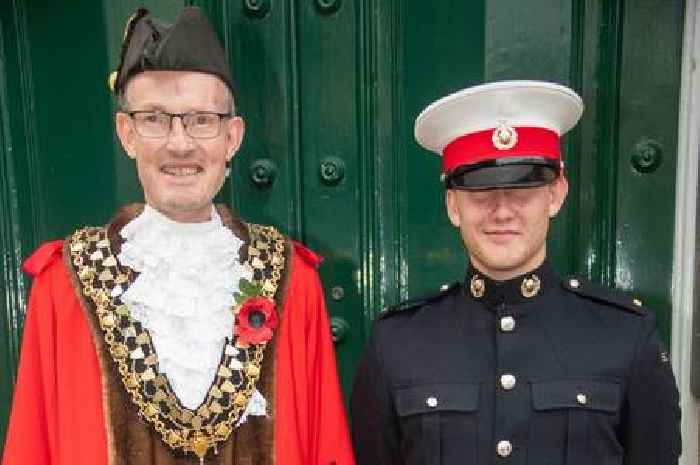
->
<box><xmin>350</xmin><ymin>81</ymin><xmax>681</xmax><ymax>465</ymax></box>
<box><xmin>3</xmin><ymin>8</ymin><xmax>354</xmax><ymax>465</ymax></box>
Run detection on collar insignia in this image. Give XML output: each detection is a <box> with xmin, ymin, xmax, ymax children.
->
<box><xmin>520</xmin><ymin>274</ymin><xmax>541</xmax><ymax>298</ymax></box>
<box><xmin>470</xmin><ymin>274</ymin><xmax>485</xmax><ymax>298</ymax></box>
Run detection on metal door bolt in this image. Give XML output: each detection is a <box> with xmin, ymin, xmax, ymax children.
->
<box><xmin>319</xmin><ymin>157</ymin><xmax>345</xmax><ymax>185</ymax></box>
<box><xmin>315</xmin><ymin>0</ymin><xmax>342</xmax><ymax>14</ymax></box>
<box><xmin>330</xmin><ymin>286</ymin><xmax>345</xmax><ymax>301</ymax></box>
<box><xmin>244</xmin><ymin>0</ymin><xmax>271</xmax><ymax>18</ymax></box>
<box><xmin>631</xmin><ymin>139</ymin><xmax>663</xmax><ymax>173</ymax></box>
<box><xmin>249</xmin><ymin>159</ymin><xmax>277</xmax><ymax>189</ymax></box>
<box><xmin>330</xmin><ymin>317</ymin><xmax>350</xmax><ymax>343</ymax></box>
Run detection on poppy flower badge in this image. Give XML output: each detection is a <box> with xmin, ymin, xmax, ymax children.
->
<box><xmin>233</xmin><ymin>279</ymin><xmax>278</xmax><ymax>346</ymax></box>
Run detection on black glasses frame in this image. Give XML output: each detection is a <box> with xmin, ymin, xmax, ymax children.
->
<box><xmin>125</xmin><ymin>110</ymin><xmax>233</xmax><ymax>139</ymax></box>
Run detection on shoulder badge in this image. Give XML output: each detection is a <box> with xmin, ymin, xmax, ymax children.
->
<box><xmin>379</xmin><ymin>282</ymin><xmax>460</xmax><ymax>319</ymax></box>
<box><xmin>562</xmin><ymin>276</ymin><xmax>645</xmax><ymax>315</ymax></box>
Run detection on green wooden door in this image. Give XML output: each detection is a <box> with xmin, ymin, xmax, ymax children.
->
<box><xmin>0</xmin><ymin>0</ymin><xmax>685</xmax><ymax>453</ymax></box>
<box><xmin>201</xmin><ymin>0</ymin><xmax>683</xmax><ymax>394</ymax></box>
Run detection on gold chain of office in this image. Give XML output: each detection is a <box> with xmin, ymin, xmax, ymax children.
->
<box><xmin>69</xmin><ymin>223</ymin><xmax>286</xmax><ymax>463</ymax></box>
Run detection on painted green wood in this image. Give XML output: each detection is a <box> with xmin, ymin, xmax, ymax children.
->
<box><xmin>398</xmin><ymin>0</ymin><xmax>485</xmax><ymax>300</ymax></box>
<box><xmin>369</xmin><ymin>0</ymin><xmax>402</xmax><ymax>320</ymax></box>
<box><xmin>572</xmin><ymin>0</ymin><xmax>617</xmax><ymax>284</ymax></box>
<box><xmin>0</xmin><ymin>6</ymin><xmax>23</xmax><ymax>453</ymax></box>
<box><xmin>17</xmin><ymin>2</ymin><xmax>114</xmax><ymax>236</ymax></box>
<box><xmin>613</xmin><ymin>0</ymin><xmax>683</xmax><ymax>343</ymax></box>
<box><xmin>0</xmin><ymin>1</ymin><xmax>44</xmax><ymax>453</ymax></box>
<box><xmin>295</xmin><ymin>0</ymin><xmax>370</xmax><ymax>396</ymax></box>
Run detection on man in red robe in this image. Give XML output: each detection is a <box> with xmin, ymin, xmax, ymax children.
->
<box><xmin>2</xmin><ymin>7</ymin><xmax>354</xmax><ymax>465</ymax></box>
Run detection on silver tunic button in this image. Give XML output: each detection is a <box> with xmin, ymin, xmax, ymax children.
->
<box><xmin>500</xmin><ymin>316</ymin><xmax>515</xmax><ymax>332</ymax></box>
<box><xmin>426</xmin><ymin>396</ymin><xmax>438</xmax><ymax>408</ymax></box>
<box><xmin>496</xmin><ymin>440</ymin><xmax>512</xmax><ymax>457</ymax></box>
<box><xmin>577</xmin><ymin>393</ymin><xmax>587</xmax><ymax>405</ymax></box>
<box><xmin>500</xmin><ymin>374</ymin><xmax>516</xmax><ymax>391</ymax></box>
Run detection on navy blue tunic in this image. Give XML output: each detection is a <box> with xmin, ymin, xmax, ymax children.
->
<box><xmin>351</xmin><ymin>261</ymin><xmax>681</xmax><ymax>465</ymax></box>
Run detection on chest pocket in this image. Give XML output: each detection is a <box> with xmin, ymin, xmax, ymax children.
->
<box><xmin>531</xmin><ymin>380</ymin><xmax>623</xmax><ymax>465</ymax></box>
<box><xmin>394</xmin><ymin>383</ymin><xmax>479</xmax><ymax>465</ymax></box>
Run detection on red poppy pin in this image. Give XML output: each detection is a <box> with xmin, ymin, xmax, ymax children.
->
<box><xmin>233</xmin><ymin>279</ymin><xmax>278</xmax><ymax>346</ymax></box>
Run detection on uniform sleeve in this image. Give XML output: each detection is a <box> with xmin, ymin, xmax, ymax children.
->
<box><xmin>622</xmin><ymin>316</ymin><xmax>681</xmax><ymax>465</ymax></box>
<box><xmin>2</xmin><ymin>262</ymin><xmax>59</xmax><ymax>465</ymax></box>
<box><xmin>350</xmin><ymin>326</ymin><xmax>402</xmax><ymax>465</ymax></box>
<box><xmin>275</xmin><ymin>250</ymin><xmax>355</xmax><ymax>465</ymax></box>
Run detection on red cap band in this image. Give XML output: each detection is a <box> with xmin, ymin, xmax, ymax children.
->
<box><xmin>442</xmin><ymin>126</ymin><xmax>560</xmax><ymax>173</ymax></box>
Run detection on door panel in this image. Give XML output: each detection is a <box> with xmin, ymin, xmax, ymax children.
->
<box><xmin>211</xmin><ymin>0</ymin><xmax>303</xmax><ymax>235</ymax></box>
<box><xmin>295</xmin><ymin>0</ymin><xmax>367</xmax><ymax>392</ymax></box>
<box><xmin>614</xmin><ymin>0</ymin><xmax>683</xmax><ymax>342</ymax></box>
<box><xmin>398</xmin><ymin>1</ymin><xmax>485</xmax><ymax>299</ymax></box>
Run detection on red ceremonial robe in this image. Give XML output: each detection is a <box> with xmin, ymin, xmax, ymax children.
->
<box><xmin>3</xmin><ymin>229</ymin><xmax>354</xmax><ymax>465</ymax></box>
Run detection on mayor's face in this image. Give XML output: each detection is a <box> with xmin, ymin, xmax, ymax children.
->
<box><xmin>116</xmin><ymin>70</ymin><xmax>244</xmax><ymax>223</ymax></box>
<box><xmin>445</xmin><ymin>175</ymin><xmax>568</xmax><ymax>280</ymax></box>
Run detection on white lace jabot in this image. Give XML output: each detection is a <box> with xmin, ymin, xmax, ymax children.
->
<box><xmin>117</xmin><ymin>205</ymin><xmax>254</xmax><ymax>409</ymax></box>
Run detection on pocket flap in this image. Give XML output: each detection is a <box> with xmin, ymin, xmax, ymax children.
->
<box><xmin>532</xmin><ymin>379</ymin><xmax>621</xmax><ymax>413</ymax></box>
<box><xmin>394</xmin><ymin>383</ymin><xmax>479</xmax><ymax>417</ymax></box>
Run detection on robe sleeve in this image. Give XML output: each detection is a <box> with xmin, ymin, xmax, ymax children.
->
<box><xmin>3</xmin><ymin>241</ymin><xmax>107</xmax><ymax>465</ymax></box>
<box><xmin>2</xmin><ymin>245</ymin><xmax>60</xmax><ymax>465</ymax></box>
<box><xmin>274</xmin><ymin>244</ymin><xmax>355</xmax><ymax>465</ymax></box>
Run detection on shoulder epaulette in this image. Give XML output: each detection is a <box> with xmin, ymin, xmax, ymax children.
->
<box><xmin>562</xmin><ymin>276</ymin><xmax>645</xmax><ymax>315</ymax></box>
<box><xmin>379</xmin><ymin>282</ymin><xmax>460</xmax><ymax>319</ymax></box>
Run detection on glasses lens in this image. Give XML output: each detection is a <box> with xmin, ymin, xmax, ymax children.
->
<box><xmin>184</xmin><ymin>113</ymin><xmax>222</xmax><ymax>138</ymax></box>
<box><xmin>132</xmin><ymin>112</ymin><xmax>170</xmax><ymax>137</ymax></box>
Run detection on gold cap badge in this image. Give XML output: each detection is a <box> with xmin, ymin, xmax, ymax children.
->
<box><xmin>492</xmin><ymin>122</ymin><xmax>518</xmax><ymax>150</ymax></box>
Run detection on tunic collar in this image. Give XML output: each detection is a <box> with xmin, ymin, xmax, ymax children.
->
<box><xmin>464</xmin><ymin>259</ymin><xmax>557</xmax><ymax>309</ymax></box>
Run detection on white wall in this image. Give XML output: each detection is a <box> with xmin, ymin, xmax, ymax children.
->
<box><xmin>673</xmin><ymin>1</ymin><xmax>700</xmax><ymax>463</ymax></box>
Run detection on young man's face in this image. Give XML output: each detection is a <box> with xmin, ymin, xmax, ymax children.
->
<box><xmin>116</xmin><ymin>70</ymin><xmax>245</xmax><ymax>223</ymax></box>
<box><xmin>445</xmin><ymin>175</ymin><xmax>568</xmax><ymax>280</ymax></box>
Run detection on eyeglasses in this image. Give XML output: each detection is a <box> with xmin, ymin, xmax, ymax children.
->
<box><xmin>125</xmin><ymin>110</ymin><xmax>233</xmax><ymax>139</ymax></box>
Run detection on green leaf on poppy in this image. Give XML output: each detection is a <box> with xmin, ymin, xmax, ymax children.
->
<box><xmin>239</xmin><ymin>278</ymin><xmax>256</xmax><ymax>295</ymax></box>
<box><xmin>238</xmin><ymin>278</ymin><xmax>264</xmax><ymax>298</ymax></box>
<box><xmin>233</xmin><ymin>292</ymin><xmax>246</xmax><ymax>305</ymax></box>
<box><xmin>250</xmin><ymin>283</ymin><xmax>264</xmax><ymax>295</ymax></box>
